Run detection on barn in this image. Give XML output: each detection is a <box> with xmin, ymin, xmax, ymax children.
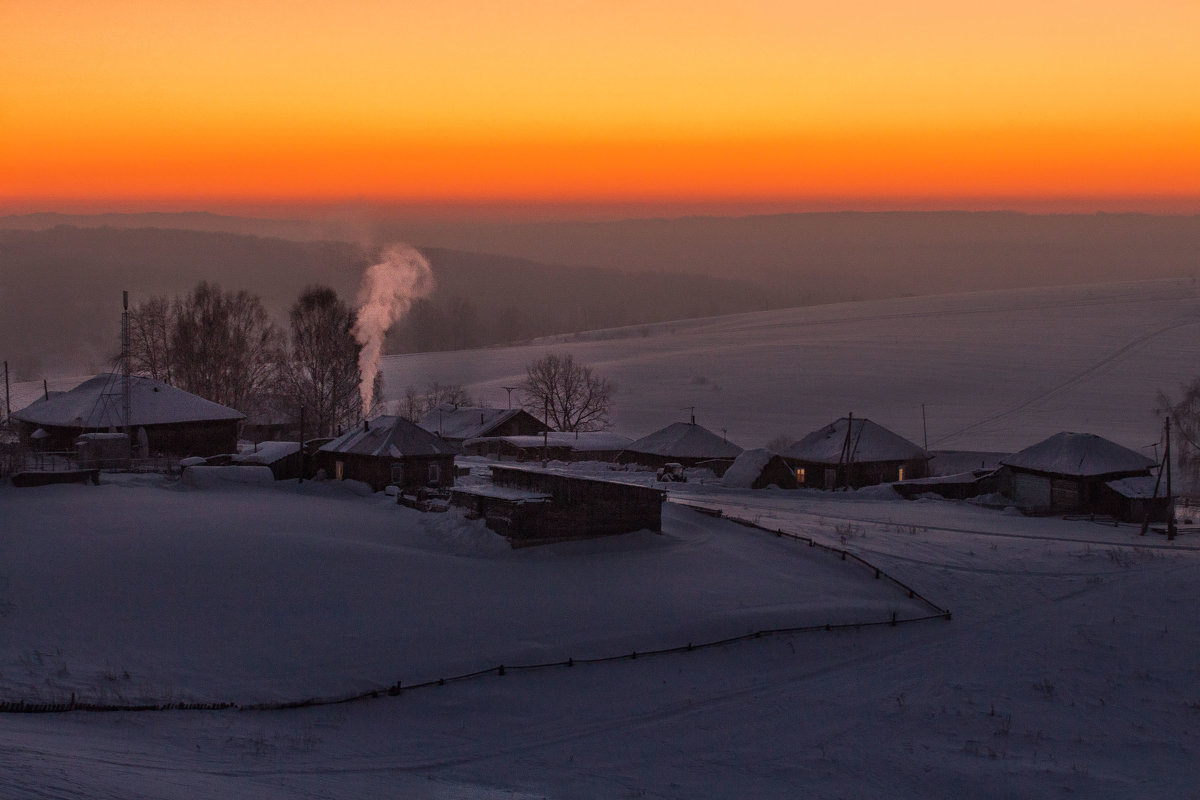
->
<box><xmin>417</xmin><ymin>404</ymin><xmax>550</xmax><ymax>448</ymax></box>
<box><xmin>315</xmin><ymin>415</ymin><xmax>458</xmax><ymax>492</ymax></box>
<box><xmin>461</xmin><ymin>431</ymin><xmax>633</xmax><ymax>462</ymax></box>
<box><xmin>11</xmin><ymin>373</ymin><xmax>243</xmax><ymax>457</ymax></box>
<box><xmin>998</xmin><ymin>431</ymin><xmax>1156</xmax><ymax>516</ymax></box>
<box><xmin>618</xmin><ymin>421</ymin><xmax>743</xmax><ymax>473</ymax></box>
<box><xmin>783</xmin><ymin>416</ymin><xmax>929</xmax><ymax>489</ymax></box>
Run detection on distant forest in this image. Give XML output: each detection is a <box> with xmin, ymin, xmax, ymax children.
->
<box><xmin>0</xmin><ymin>226</ymin><xmax>773</xmax><ymax>378</ymax></box>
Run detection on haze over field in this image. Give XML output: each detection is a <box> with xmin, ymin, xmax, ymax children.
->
<box><xmin>380</xmin><ymin>278</ymin><xmax>1200</xmax><ymax>455</ymax></box>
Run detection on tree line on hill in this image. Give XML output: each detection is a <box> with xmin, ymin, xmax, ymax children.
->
<box><xmin>0</xmin><ymin>227</ymin><xmax>773</xmax><ymax>379</ymax></box>
<box><xmin>126</xmin><ymin>282</ymin><xmax>617</xmax><ymax>438</ymax></box>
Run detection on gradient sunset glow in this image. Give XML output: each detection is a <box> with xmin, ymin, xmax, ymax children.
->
<box><xmin>4</xmin><ymin>0</ymin><xmax>1199</xmax><ymax>214</ymax></box>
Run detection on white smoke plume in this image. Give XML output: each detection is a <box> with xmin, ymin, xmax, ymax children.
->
<box><xmin>352</xmin><ymin>243</ymin><xmax>435</xmax><ymax>416</ymax></box>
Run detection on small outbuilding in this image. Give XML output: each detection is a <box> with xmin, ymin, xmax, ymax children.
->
<box><xmin>12</xmin><ymin>374</ymin><xmax>244</xmax><ymax>457</ymax></box>
<box><xmin>618</xmin><ymin>421</ymin><xmax>743</xmax><ymax>474</ymax></box>
<box><xmin>315</xmin><ymin>415</ymin><xmax>458</xmax><ymax>492</ymax></box>
<box><xmin>417</xmin><ymin>405</ymin><xmax>550</xmax><ymax>448</ymax></box>
<box><xmin>232</xmin><ymin>441</ymin><xmax>303</xmax><ymax>480</ymax></box>
<box><xmin>722</xmin><ymin>449</ymin><xmax>799</xmax><ymax>490</ymax></box>
<box><xmin>783</xmin><ymin>416</ymin><xmax>929</xmax><ymax>489</ymax></box>
<box><xmin>998</xmin><ymin>431</ymin><xmax>1156</xmax><ymax>516</ymax></box>
<box><xmin>452</xmin><ymin>465</ymin><xmax>665</xmax><ymax>546</ymax></box>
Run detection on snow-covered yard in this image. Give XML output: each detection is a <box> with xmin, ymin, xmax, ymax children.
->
<box><xmin>1</xmin><ymin>470</ymin><xmax>1197</xmax><ymax>798</ymax></box>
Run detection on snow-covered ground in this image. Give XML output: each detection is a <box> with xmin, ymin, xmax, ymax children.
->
<box><xmin>3</xmin><ymin>278</ymin><xmax>1200</xmax><ymax>798</ymax></box>
<box><xmin>380</xmin><ymin>278</ymin><xmax>1200</xmax><ymax>453</ymax></box>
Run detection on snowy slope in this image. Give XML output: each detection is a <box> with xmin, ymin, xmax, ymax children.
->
<box><xmin>380</xmin><ymin>278</ymin><xmax>1200</xmax><ymax>453</ymax></box>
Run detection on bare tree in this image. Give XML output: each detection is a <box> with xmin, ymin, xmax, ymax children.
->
<box><xmin>396</xmin><ymin>381</ymin><xmax>473</xmax><ymax>422</ymax></box>
<box><xmin>127</xmin><ymin>295</ymin><xmax>177</xmax><ymax>382</ymax></box>
<box><xmin>521</xmin><ymin>352</ymin><xmax>614</xmax><ymax>432</ymax></box>
<box><xmin>171</xmin><ymin>282</ymin><xmax>285</xmax><ymax>414</ymax></box>
<box><xmin>280</xmin><ymin>286</ymin><xmax>362</xmax><ymax>437</ymax></box>
<box><xmin>1156</xmin><ymin>380</ymin><xmax>1200</xmax><ymax>492</ymax></box>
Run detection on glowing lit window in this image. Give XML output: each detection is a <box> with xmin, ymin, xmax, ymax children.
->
<box><xmin>797</xmin><ymin>468</ymin><xmax>806</xmax><ymax>483</ymax></box>
<box><xmin>898</xmin><ymin>467</ymin><xmax>906</xmax><ymax>481</ymax></box>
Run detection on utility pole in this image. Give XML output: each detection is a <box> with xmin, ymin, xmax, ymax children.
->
<box><xmin>921</xmin><ymin>403</ymin><xmax>928</xmax><ymax>451</ymax></box>
<box><xmin>503</xmin><ymin>386</ymin><xmax>517</xmax><ymax>410</ymax></box>
<box><xmin>121</xmin><ymin>290</ymin><xmax>131</xmax><ymax>437</ymax></box>
<box><xmin>3</xmin><ymin>360</ymin><xmax>10</xmax><ymax>427</ymax></box>
<box><xmin>1167</xmin><ymin>416</ymin><xmax>1177</xmax><ymax>540</ymax></box>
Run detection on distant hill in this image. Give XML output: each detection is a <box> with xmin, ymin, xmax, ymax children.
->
<box><xmin>0</xmin><ymin>226</ymin><xmax>772</xmax><ymax>379</ymax></box>
<box><xmin>8</xmin><ymin>210</ymin><xmax>1197</xmax><ymax>307</ymax></box>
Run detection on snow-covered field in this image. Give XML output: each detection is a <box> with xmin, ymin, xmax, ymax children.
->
<box><xmin>3</xmin><ymin>279</ymin><xmax>1200</xmax><ymax>798</ymax></box>
<box><xmin>381</xmin><ymin>278</ymin><xmax>1200</xmax><ymax>453</ymax></box>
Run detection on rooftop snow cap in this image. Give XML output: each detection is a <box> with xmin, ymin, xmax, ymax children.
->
<box><xmin>784</xmin><ymin>417</ymin><xmax>926</xmax><ymax>464</ymax></box>
<box><xmin>1000</xmin><ymin>432</ymin><xmax>1155</xmax><ymax>477</ymax></box>
<box><xmin>12</xmin><ymin>374</ymin><xmax>244</xmax><ymax>428</ymax></box>
<box><xmin>416</xmin><ymin>404</ymin><xmax>530</xmax><ymax>439</ymax></box>
<box><xmin>623</xmin><ymin>421</ymin><xmax>742</xmax><ymax>459</ymax></box>
<box><xmin>319</xmin><ymin>415</ymin><xmax>458</xmax><ymax>458</ymax></box>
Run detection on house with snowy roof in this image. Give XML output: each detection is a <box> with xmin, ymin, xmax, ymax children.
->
<box><xmin>782</xmin><ymin>416</ymin><xmax>929</xmax><ymax>489</ymax></box>
<box><xmin>618</xmin><ymin>421</ymin><xmax>743</xmax><ymax>473</ymax></box>
<box><xmin>11</xmin><ymin>373</ymin><xmax>244</xmax><ymax>457</ymax></box>
<box><xmin>315</xmin><ymin>415</ymin><xmax>457</xmax><ymax>491</ymax></box>
<box><xmin>462</xmin><ymin>431</ymin><xmax>633</xmax><ymax>463</ymax></box>
<box><xmin>998</xmin><ymin>431</ymin><xmax>1157</xmax><ymax>516</ymax></box>
<box><xmin>416</xmin><ymin>404</ymin><xmax>550</xmax><ymax>449</ymax></box>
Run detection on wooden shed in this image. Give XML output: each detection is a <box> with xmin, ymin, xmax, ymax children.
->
<box><xmin>452</xmin><ymin>465</ymin><xmax>665</xmax><ymax>546</ymax></box>
<box><xmin>721</xmin><ymin>449</ymin><xmax>799</xmax><ymax>490</ymax></box>
<box><xmin>782</xmin><ymin>416</ymin><xmax>929</xmax><ymax>489</ymax></box>
<box><xmin>998</xmin><ymin>432</ymin><xmax>1156</xmax><ymax>516</ymax></box>
<box><xmin>315</xmin><ymin>415</ymin><xmax>458</xmax><ymax>492</ymax></box>
<box><xmin>12</xmin><ymin>373</ymin><xmax>243</xmax><ymax>458</ymax></box>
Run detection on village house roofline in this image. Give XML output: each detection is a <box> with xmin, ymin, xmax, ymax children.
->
<box><xmin>622</xmin><ymin>421</ymin><xmax>743</xmax><ymax>459</ymax></box>
<box><xmin>319</xmin><ymin>415</ymin><xmax>459</xmax><ymax>457</ymax></box>
<box><xmin>12</xmin><ymin>373</ymin><xmax>244</xmax><ymax>428</ymax></box>
<box><xmin>1000</xmin><ymin>431</ymin><xmax>1156</xmax><ymax>478</ymax></box>
<box><xmin>416</xmin><ymin>405</ymin><xmax>546</xmax><ymax>440</ymax></box>
<box><xmin>783</xmin><ymin>416</ymin><xmax>927</xmax><ymax>465</ymax></box>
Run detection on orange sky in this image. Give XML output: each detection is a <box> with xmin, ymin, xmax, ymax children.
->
<box><xmin>3</xmin><ymin>0</ymin><xmax>1199</xmax><ymax>216</ymax></box>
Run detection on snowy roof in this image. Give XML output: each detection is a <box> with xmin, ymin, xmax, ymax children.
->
<box><xmin>416</xmin><ymin>405</ymin><xmax>537</xmax><ymax>441</ymax></box>
<box><xmin>784</xmin><ymin>417</ymin><xmax>926</xmax><ymax>465</ymax></box>
<box><xmin>318</xmin><ymin>415</ymin><xmax>458</xmax><ymax>458</ymax></box>
<box><xmin>233</xmin><ymin>441</ymin><xmax>301</xmax><ymax>465</ymax></box>
<box><xmin>623</xmin><ymin>422</ymin><xmax>743</xmax><ymax>459</ymax></box>
<box><xmin>465</xmin><ymin>432</ymin><xmax>633</xmax><ymax>451</ymax></box>
<box><xmin>1105</xmin><ymin>475</ymin><xmax>1166</xmax><ymax>499</ymax></box>
<box><xmin>1001</xmin><ymin>432</ymin><xmax>1155</xmax><ymax>477</ymax></box>
<box><xmin>722</xmin><ymin>448</ymin><xmax>786</xmax><ymax>488</ymax></box>
<box><xmin>12</xmin><ymin>374</ymin><xmax>244</xmax><ymax>428</ymax></box>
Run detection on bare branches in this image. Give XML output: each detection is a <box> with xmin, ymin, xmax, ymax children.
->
<box><xmin>520</xmin><ymin>353</ymin><xmax>614</xmax><ymax>432</ymax></box>
<box><xmin>1157</xmin><ymin>379</ymin><xmax>1200</xmax><ymax>491</ymax></box>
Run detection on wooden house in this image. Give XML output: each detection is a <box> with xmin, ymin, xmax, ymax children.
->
<box><xmin>998</xmin><ymin>432</ymin><xmax>1156</xmax><ymax>516</ymax></box>
<box><xmin>782</xmin><ymin>416</ymin><xmax>929</xmax><ymax>489</ymax></box>
<box><xmin>11</xmin><ymin>373</ymin><xmax>243</xmax><ymax>458</ymax></box>
<box><xmin>315</xmin><ymin>415</ymin><xmax>458</xmax><ymax>492</ymax></box>
<box><xmin>417</xmin><ymin>404</ymin><xmax>550</xmax><ymax>449</ymax></box>
<box><xmin>618</xmin><ymin>421</ymin><xmax>743</xmax><ymax>474</ymax></box>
